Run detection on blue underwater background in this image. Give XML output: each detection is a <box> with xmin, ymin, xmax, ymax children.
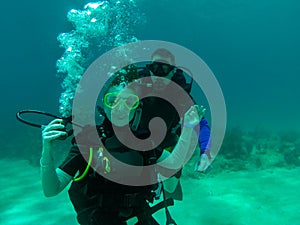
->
<box><xmin>1</xmin><ymin>0</ymin><xmax>300</xmax><ymax>132</ymax></box>
<box><xmin>1</xmin><ymin>0</ymin><xmax>300</xmax><ymax>224</ymax></box>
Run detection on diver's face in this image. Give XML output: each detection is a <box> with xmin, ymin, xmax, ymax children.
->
<box><xmin>150</xmin><ymin>55</ymin><xmax>175</xmax><ymax>91</ymax></box>
<box><xmin>103</xmin><ymin>86</ymin><xmax>139</xmax><ymax>127</ymax></box>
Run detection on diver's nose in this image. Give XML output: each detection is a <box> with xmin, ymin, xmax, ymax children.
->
<box><xmin>115</xmin><ymin>101</ymin><xmax>125</xmax><ymax>111</ymax></box>
<box><xmin>151</xmin><ymin>76</ymin><xmax>159</xmax><ymax>83</ymax></box>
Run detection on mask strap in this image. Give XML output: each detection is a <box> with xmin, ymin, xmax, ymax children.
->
<box><xmin>131</xmin><ymin>102</ymin><xmax>143</xmax><ymax>131</ymax></box>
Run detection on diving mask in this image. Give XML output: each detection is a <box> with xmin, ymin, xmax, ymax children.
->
<box><xmin>104</xmin><ymin>92</ymin><xmax>139</xmax><ymax>110</ymax></box>
<box><xmin>148</xmin><ymin>61</ymin><xmax>175</xmax><ymax>77</ymax></box>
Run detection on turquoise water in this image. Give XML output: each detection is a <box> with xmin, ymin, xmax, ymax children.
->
<box><xmin>1</xmin><ymin>0</ymin><xmax>300</xmax><ymax>224</ymax></box>
<box><xmin>2</xmin><ymin>0</ymin><xmax>300</xmax><ymax>131</ymax></box>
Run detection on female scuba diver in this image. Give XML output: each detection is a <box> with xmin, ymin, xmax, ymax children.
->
<box><xmin>40</xmin><ymin>67</ymin><xmax>204</xmax><ymax>225</ymax></box>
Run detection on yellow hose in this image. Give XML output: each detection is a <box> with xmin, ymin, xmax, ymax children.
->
<box><xmin>73</xmin><ymin>147</ymin><xmax>93</xmax><ymax>182</ymax></box>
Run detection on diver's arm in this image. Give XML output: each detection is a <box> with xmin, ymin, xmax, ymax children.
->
<box><xmin>158</xmin><ymin>125</ymin><xmax>197</xmax><ymax>169</ymax></box>
<box><xmin>157</xmin><ymin>151</ymin><xmax>180</xmax><ymax>193</ymax></box>
<box><xmin>41</xmin><ymin>119</ymin><xmax>71</xmax><ymax>197</ymax></box>
<box><xmin>157</xmin><ymin>105</ymin><xmax>204</xmax><ymax>170</ymax></box>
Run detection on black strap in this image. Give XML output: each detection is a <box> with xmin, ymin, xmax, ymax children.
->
<box><xmin>132</xmin><ymin>198</ymin><xmax>175</xmax><ymax>225</ymax></box>
<box><xmin>162</xmin><ymin>184</ymin><xmax>177</xmax><ymax>225</ymax></box>
<box><xmin>16</xmin><ymin>110</ymin><xmax>60</xmax><ymax>128</ymax></box>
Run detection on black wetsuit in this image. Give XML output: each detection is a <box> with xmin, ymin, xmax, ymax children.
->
<box><xmin>137</xmin><ymin>66</ymin><xmax>211</xmax><ymax>154</ymax></box>
<box><xmin>59</xmin><ymin>124</ymin><xmax>163</xmax><ymax>225</ymax></box>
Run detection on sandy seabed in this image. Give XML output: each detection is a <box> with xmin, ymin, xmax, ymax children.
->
<box><xmin>1</xmin><ymin>158</ymin><xmax>299</xmax><ymax>225</ymax></box>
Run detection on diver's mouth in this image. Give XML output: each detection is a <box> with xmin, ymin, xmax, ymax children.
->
<box><xmin>153</xmin><ymin>81</ymin><xmax>166</xmax><ymax>89</ymax></box>
<box><xmin>111</xmin><ymin>113</ymin><xmax>128</xmax><ymax>120</ymax></box>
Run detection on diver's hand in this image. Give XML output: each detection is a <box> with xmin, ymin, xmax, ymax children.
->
<box><xmin>42</xmin><ymin>119</ymin><xmax>67</xmax><ymax>146</ymax></box>
<box><xmin>195</xmin><ymin>152</ymin><xmax>211</xmax><ymax>172</ymax></box>
<box><xmin>184</xmin><ymin>105</ymin><xmax>206</xmax><ymax>127</ymax></box>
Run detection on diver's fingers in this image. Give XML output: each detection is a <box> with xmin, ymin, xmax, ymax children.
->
<box><xmin>184</xmin><ymin>106</ymin><xmax>199</xmax><ymax>124</ymax></box>
<box><xmin>47</xmin><ymin>118</ymin><xmax>64</xmax><ymax>126</ymax></box>
<box><xmin>185</xmin><ymin>105</ymin><xmax>197</xmax><ymax>117</ymax></box>
<box><xmin>194</xmin><ymin>105</ymin><xmax>206</xmax><ymax>119</ymax></box>
<box><xmin>195</xmin><ymin>105</ymin><xmax>205</xmax><ymax>111</ymax></box>
<box><xmin>43</xmin><ymin>130</ymin><xmax>66</xmax><ymax>136</ymax></box>
<box><xmin>43</xmin><ymin>130</ymin><xmax>67</xmax><ymax>141</ymax></box>
<box><xmin>196</xmin><ymin>105</ymin><xmax>206</xmax><ymax>114</ymax></box>
<box><xmin>42</xmin><ymin>123</ymin><xmax>65</xmax><ymax>133</ymax></box>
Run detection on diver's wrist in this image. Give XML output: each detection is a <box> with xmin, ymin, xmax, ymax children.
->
<box><xmin>183</xmin><ymin>121</ymin><xmax>196</xmax><ymax>128</ymax></box>
<box><xmin>40</xmin><ymin>157</ymin><xmax>53</xmax><ymax>167</ymax></box>
<box><xmin>41</xmin><ymin>146</ymin><xmax>54</xmax><ymax>165</ymax></box>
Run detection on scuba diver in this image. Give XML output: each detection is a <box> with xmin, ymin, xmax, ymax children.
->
<box><xmin>135</xmin><ymin>48</ymin><xmax>212</xmax><ymax>191</ymax></box>
<box><xmin>40</xmin><ymin>67</ymin><xmax>204</xmax><ymax>225</ymax></box>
